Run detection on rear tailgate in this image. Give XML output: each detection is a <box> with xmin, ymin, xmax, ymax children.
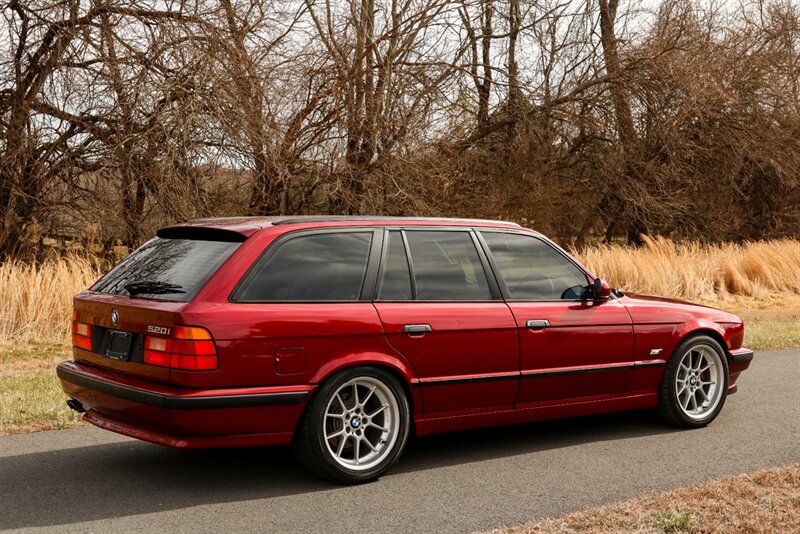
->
<box><xmin>73</xmin><ymin>292</ymin><xmax>185</xmax><ymax>384</ymax></box>
<box><xmin>70</xmin><ymin>226</ymin><xmax>247</xmax><ymax>384</ymax></box>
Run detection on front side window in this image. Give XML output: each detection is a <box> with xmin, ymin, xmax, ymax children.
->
<box><xmin>481</xmin><ymin>232</ymin><xmax>588</xmax><ymax>300</ymax></box>
<box><xmin>236</xmin><ymin>232</ymin><xmax>372</xmax><ymax>301</ymax></box>
<box><xmin>405</xmin><ymin>231</ymin><xmax>492</xmax><ymax>301</ymax></box>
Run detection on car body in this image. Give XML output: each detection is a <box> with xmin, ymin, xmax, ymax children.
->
<box><xmin>57</xmin><ymin>216</ymin><xmax>753</xmax><ymax>481</ymax></box>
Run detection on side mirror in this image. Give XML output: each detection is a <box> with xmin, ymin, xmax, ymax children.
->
<box><xmin>592</xmin><ymin>278</ymin><xmax>612</xmax><ymax>299</ymax></box>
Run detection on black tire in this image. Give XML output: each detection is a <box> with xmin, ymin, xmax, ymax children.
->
<box><xmin>294</xmin><ymin>366</ymin><xmax>410</xmax><ymax>484</ymax></box>
<box><xmin>658</xmin><ymin>334</ymin><xmax>729</xmax><ymax>428</ymax></box>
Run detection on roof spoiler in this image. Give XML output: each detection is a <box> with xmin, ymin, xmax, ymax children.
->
<box><xmin>156</xmin><ymin>226</ymin><xmax>248</xmax><ymax>242</ymax></box>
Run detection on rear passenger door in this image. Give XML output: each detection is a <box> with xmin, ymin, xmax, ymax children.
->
<box><xmin>372</xmin><ymin>229</ymin><xmax>519</xmax><ymax>416</ymax></box>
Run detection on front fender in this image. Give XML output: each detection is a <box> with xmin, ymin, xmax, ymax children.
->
<box><xmin>670</xmin><ymin>318</ymin><xmax>744</xmax><ymax>358</ymax></box>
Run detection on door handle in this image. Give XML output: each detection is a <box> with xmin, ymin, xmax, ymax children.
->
<box><xmin>526</xmin><ymin>319</ymin><xmax>551</xmax><ymax>330</ymax></box>
<box><xmin>403</xmin><ymin>324</ymin><xmax>432</xmax><ymax>335</ymax></box>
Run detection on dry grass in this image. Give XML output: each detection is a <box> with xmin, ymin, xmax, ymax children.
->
<box><xmin>575</xmin><ymin>237</ymin><xmax>800</xmax><ymax>302</ymax></box>
<box><xmin>0</xmin><ymin>256</ymin><xmax>101</xmax><ymax>344</ymax></box>
<box><xmin>487</xmin><ymin>464</ymin><xmax>800</xmax><ymax>534</ymax></box>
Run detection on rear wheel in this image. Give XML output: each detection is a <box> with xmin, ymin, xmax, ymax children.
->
<box><xmin>294</xmin><ymin>367</ymin><xmax>410</xmax><ymax>483</ymax></box>
<box><xmin>658</xmin><ymin>335</ymin><xmax>729</xmax><ymax>428</ymax></box>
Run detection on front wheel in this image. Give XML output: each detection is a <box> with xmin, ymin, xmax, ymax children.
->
<box><xmin>658</xmin><ymin>335</ymin><xmax>729</xmax><ymax>428</ymax></box>
<box><xmin>294</xmin><ymin>367</ymin><xmax>410</xmax><ymax>484</ymax></box>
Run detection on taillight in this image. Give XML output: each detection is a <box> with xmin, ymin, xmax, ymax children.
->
<box><xmin>71</xmin><ymin>309</ymin><xmax>93</xmax><ymax>351</ymax></box>
<box><xmin>143</xmin><ymin>326</ymin><xmax>218</xmax><ymax>371</ymax></box>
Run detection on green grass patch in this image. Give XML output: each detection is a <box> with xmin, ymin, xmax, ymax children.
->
<box><xmin>651</xmin><ymin>511</ymin><xmax>693</xmax><ymax>532</ymax></box>
<box><xmin>0</xmin><ymin>344</ymin><xmax>80</xmax><ymax>434</ymax></box>
<box><xmin>744</xmin><ymin>319</ymin><xmax>800</xmax><ymax>351</ymax></box>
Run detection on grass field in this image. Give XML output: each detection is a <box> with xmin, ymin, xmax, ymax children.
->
<box><xmin>0</xmin><ymin>343</ymin><xmax>81</xmax><ymax>435</ymax></box>
<box><xmin>487</xmin><ymin>464</ymin><xmax>800</xmax><ymax>534</ymax></box>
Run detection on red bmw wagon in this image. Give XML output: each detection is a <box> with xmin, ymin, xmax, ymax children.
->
<box><xmin>58</xmin><ymin>216</ymin><xmax>753</xmax><ymax>483</ymax></box>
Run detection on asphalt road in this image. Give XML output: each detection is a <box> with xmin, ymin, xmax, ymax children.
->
<box><xmin>1</xmin><ymin>349</ymin><xmax>798</xmax><ymax>534</ymax></box>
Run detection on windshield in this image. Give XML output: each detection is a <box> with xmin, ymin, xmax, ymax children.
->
<box><xmin>91</xmin><ymin>238</ymin><xmax>241</xmax><ymax>301</ymax></box>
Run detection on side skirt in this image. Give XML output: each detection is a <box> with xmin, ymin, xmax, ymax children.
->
<box><xmin>413</xmin><ymin>392</ymin><xmax>658</xmax><ymax>437</ymax></box>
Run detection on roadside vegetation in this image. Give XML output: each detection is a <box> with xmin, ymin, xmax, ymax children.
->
<box><xmin>487</xmin><ymin>463</ymin><xmax>800</xmax><ymax>534</ymax></box>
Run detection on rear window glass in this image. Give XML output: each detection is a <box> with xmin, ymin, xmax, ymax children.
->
<box><xmin>91</xmin><ymin>238</ymin><xmax>241</xmax><ymax>301</ymax></box>
<box><xmin>235</xmin><ymin>232</ymin><xmax>373</xmax><ymax>301</ymax></box>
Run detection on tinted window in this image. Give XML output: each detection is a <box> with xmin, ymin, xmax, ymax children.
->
<box><xmin>237</xmin><ymin>232</ymin><xmax>372</xmax><ymax>301</ymax></box>
<box><xmin>481</xmin><ymin>232</ymin><xmax>588</xmax><ymax>300</ymax></box>
<box><xmin>92</xmin><ymin>238</ymin><xmax>240</xmax><ymax>301</ymax></box>
<box><xmin>406</xmin><ymin>231</ymin><xmax>491</xmax><ymax>301</ymax></box>
<box><xmin>378</xmin><ymin>231</ymin><xmax>413</xmax><ymax>300</ymax></box>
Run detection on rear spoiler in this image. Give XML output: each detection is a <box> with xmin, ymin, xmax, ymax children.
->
<box><xmin>156</xmin><ymin>226</ymin><xmax>248</xmax><ymax>242</ymax></box>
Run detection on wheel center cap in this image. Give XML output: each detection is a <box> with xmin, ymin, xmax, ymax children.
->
<box><xmin>351</xmin><ymin>416</ymin><xmax>360</xmax><ymax>428</ymax></box>
<box><xmin>689</xmin><ymin>376</ymin><xmax>697</xmax><ymax>386</ymax></box>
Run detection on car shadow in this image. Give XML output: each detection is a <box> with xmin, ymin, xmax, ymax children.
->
<box><xmin>0</xmin><ymin>409</ymin><xmax>679</xmax><ymax>530</ymax></box>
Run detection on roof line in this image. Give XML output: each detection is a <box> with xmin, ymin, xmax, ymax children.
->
<box><xmin>270</xmin><ymin>216</ymin><xmax>520</xmax><ymax>227</ymax></box>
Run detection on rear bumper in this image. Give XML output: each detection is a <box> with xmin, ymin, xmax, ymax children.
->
<box><xmin>57</xmin><ymin>360</ymin><xmax>313</xmax><ymax>448</ymax></box>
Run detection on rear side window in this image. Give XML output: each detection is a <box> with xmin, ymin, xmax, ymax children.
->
<box><xmin>405</xmin><ymin>231</ymin><xmax>492</xmax><ymax>301</ymax></box>
<box><xmin>236</xmin><ymin>232</ymin><xmax>372</xmax><ymax>301</ymax></box>
<box><xmin>481</xmin><ymin>232</ymin><xmax>588</xmax><ymax>300</ymax></box>
<box><xmin>92</xmin><ymin>238</ymin><xmax>241</xmax><ymax>301</ymax></box>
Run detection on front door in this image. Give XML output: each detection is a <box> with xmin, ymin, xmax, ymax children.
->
<box><xmin>372</xmin><ymin>229</ymin><xmax>519</xmax><ymax>416</ymax></box>
<box><xmin>478</xmin><ymin>231</ymin><xmax>635</xmax><ymax>408</ymax></box>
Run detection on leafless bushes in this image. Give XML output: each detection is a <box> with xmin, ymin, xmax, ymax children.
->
<box><xmin>1</xmin><ymin>0</ymin><xmax>798</xmax><ymax>258</ymax></box>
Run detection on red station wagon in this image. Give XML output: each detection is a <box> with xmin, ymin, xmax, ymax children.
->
<box><xmin>58</xmin><ymin>216</ymin><xmax>754</xmax><ymax>483</ymax></box>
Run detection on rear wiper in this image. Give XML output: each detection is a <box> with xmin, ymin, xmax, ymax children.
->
<box><xmin>123</xmin><ymin>281</ymin><xmax>186</xmax><ymax>296</ymax></box>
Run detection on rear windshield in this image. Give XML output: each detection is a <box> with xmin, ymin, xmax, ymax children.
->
<box><xmin>91</xmin><ymin>238</ymin><xmax>240</xmax><ymax>301</ymax></box>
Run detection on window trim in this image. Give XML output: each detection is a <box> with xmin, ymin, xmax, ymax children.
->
<box><xmin>229</xmin><ymin>227</ymin><xmax>381</xmax><ymax>304</ymax></box>
<box><xmin>373</xmin><ymin>227</ymin><xmax>501</xmax><ymax>303</ymax></box>
<box><xmin>476</xmin><ymin>229</ymin><xmax>594</xmax><ymax>303</ymax></box>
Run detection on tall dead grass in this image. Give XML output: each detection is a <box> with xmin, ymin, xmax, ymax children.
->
<box><xmin>576</xmin><ymin>237</ymin><xmax>800</xmax><ymax>302</ymax></box>
<box><xmin>0</xmin><ymin>238</ymin><xmax>798</xmax><ymax>344</ymax></box>
<box><xmin>0</xmin><ymin>257</ymin><xmax>101</xmax><ymax>343</ymax></box>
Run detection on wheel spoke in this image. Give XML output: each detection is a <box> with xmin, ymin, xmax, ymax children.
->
<box><xmin>677</xmin><ymin>384</ymin><xmax>687</xmax><ymax>396</ymax></box>
<box><xmin>336</xmin><ymin>393</ymin><xmax>347</xmax><ymax>413</ymax></box>
<box><xmin>352</xmin><ymin>383</ymin><xmax>359</xmax><ymax>407</ymax></box>
<box><xmin>360</xmin><ymin>385</ymin><xmax>377</xmax><ymax>407</ymax></box>
<box><xmin>326</xmin><ymin>428</ymin><xmax>345</xmax><ymax>440</ymax></box>
<box><xmin>353</xmin><ymin>436</ymin><xmax>361</xmax><ymax>464</ymax></box>
<box><xmin>696</xmin><ymin>388</ymin><xmax>709</xmax><ymax>403</ymax></box>
<box><xmin>700</xmin><ymin>380</ymin><xmax>715</xmax><ymax>386</ymax></box>
<box><xmin>369</xmin><ymin>403</ymin><xmax>388</xmax><ymax>417</ymax></box>
<box><xmin>336</xmin><ymin>434</ymin><xmax>348</xmax><ymax>456</ymax></box>
<box><xmin>361</xmin><ymin>436</ymin><xmax>377</xmax><ymax>453</ymax></box>
<box><xmin>682</xmin><ymin>392</ymin><xmax>692</xmax><ymax>410</ymax></box>
<box><xmin>368</xmin><ymin>421</ymin><xmax>389</xmax><ymax>432</ymax></box>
